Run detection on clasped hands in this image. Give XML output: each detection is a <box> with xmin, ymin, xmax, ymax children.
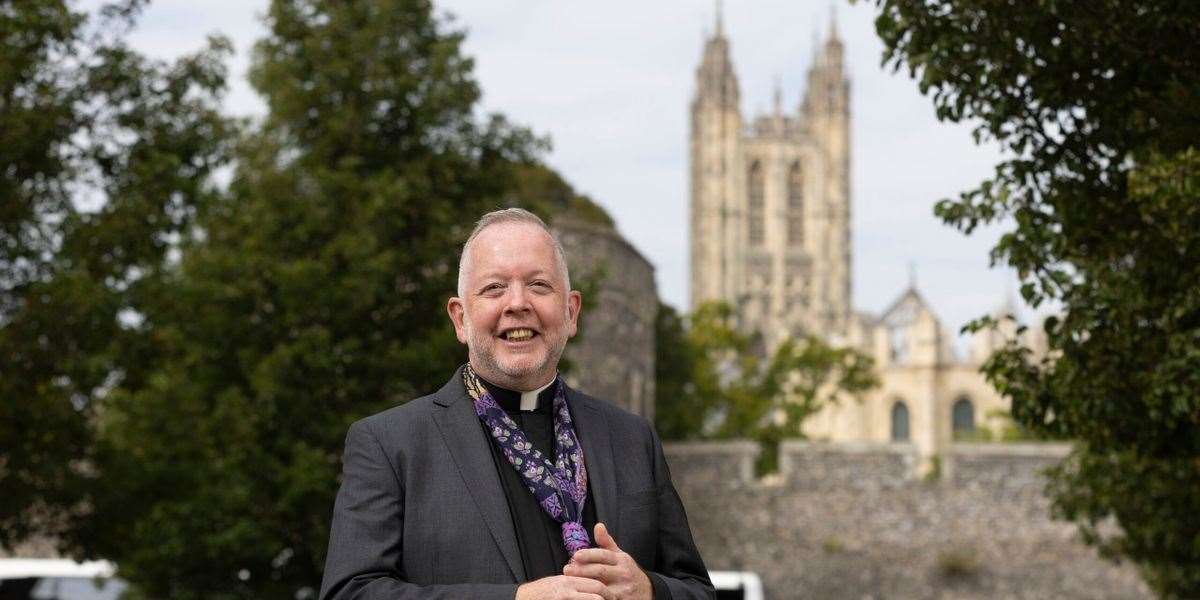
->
<box><xmin>515</xmin><ymin>523</ymin><xmax>652</xmax><ymax>600</ymax></box>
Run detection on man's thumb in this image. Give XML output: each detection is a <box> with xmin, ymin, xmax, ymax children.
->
<box><xmin>594</xmin><ymin>522</ymin><xmax>618</xmax><ymax>550</ymax></box>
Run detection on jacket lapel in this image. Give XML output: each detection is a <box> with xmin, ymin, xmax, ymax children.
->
<box><xmin>431</xmin><ymin>369</ymin><xmax>525</xmax><ymax>581</ymax></box>
<box><xmin>569</xmin><ymin>389</ymin><xmax>620</xmax><ymax>543</ymax></box>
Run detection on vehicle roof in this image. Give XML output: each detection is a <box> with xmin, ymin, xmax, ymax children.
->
<box><xmin>709</xmin><ymin>570</ymin><xmax>764</xmax><ymax>593</ymax></box>
<box><xmin>0</xmin><ymin>559</ymin><xmax>116</xmax><ymax>579</ymax></box>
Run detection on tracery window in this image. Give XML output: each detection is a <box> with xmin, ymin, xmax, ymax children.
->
<box><xmin>748</xmin><ymin>161</ymin><xmax>765</xmax><ymax>246</ymax></box>
<box><xmin>787</xmin><ymin>161</ymin><xmax>804</xmax><ymax>246</ymax></box>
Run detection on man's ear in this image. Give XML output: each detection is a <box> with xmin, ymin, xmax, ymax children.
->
<box><xmin>566</xmin><ymin>290</ymin><xmax>582</xmax><ymax>338</ymax></box>
<box><xmin>447</xmin><ymin>297</ymin><xmax>468</xmax><ymax>343</ymax></box>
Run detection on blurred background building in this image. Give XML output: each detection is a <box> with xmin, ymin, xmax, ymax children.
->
<box><xmin>688</xmin><ymin>17</ymin><xmax>1046</xmax><ymax>467</ymax></box>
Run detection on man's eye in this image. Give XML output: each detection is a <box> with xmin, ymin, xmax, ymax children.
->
<box><xmin>482</xmin><ymin>284</ymin><xmax>504</xmax><ymax>294</ymax></box>
<box><xmin>530</xmin><ymin>281</ymin><xmax>552</xmax><ymax>290</ymax></box>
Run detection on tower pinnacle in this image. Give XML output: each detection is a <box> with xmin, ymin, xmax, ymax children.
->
<box><xmin>773</xmin><ymin>76</ymin><xmax>782</xmax><ymax>115</ymax></box>
<box><xmin>829</xmin><ymin>3</ymin><xmax>839</xmax><ymax>40</ymax></box>
<box><xmin>694</xmin><ymin>2</ymin><xmax>740</xmax><ymax>110</ymax></box>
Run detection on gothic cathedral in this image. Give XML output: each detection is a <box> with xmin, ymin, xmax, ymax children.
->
<box><xmin>687</xmin><ymin>14</ymin><xmax>1039</xmax><ymax>467</ymax></box>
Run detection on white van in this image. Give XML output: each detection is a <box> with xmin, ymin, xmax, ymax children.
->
<box><xmin>709</xmin><ymin>570</ymin><xmax>765</xmax><ymax>600</ymax></box>
<box><xmin>0</xmin><ymin>559</ymin><xmax>127</xmax><ymax>599</ymax></box>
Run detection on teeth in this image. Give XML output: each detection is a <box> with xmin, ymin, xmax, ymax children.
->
<box><xmin>505</xmin><ymin>329</ymin><xmax>534</xmax><ymax>341</ymax></box>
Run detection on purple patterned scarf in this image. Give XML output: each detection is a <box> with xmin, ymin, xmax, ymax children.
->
<box><xmin>463</xmin><ymin>366</ymin><xmax>592</xmax><ymax>556</ymax></box>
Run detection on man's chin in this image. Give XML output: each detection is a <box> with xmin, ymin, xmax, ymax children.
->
<box><xmin>494</xmin><ymin>359</ymin><xmax>546</xmax><ymax>382</ymax></box>
<box><xmin>470</xmin><ymin>353</ymin><xmax>547</xmax><ymax>386</ymax></box>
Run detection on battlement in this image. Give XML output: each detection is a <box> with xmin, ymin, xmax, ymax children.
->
<box><xmin>665</xmin><ymin>439</ymin><xmax>1070</xmax><ymax>486</ymax></box>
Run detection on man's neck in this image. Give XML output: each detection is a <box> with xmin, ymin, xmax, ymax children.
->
<box><xmin>473</xmin><ymin>369</ymin><xmax>557</xmax><ymax>411</ymax></box>
<box><xmin>469</xmin><ymin>364</ymin><xmax>554</xmax><ymax>392</ymax></box>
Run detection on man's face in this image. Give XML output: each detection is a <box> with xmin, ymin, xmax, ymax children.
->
<box><xmin>447</xmin><ymin>221</ymin><xmax>581</xmax><ymax>391</ymax></box>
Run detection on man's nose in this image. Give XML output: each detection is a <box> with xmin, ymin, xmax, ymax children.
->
<box><xmin>503</xmin><ymin>285</ymin><xmax>532</xmax><ymax>313</ymax></box>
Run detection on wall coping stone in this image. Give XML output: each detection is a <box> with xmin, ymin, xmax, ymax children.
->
<box><xmin>663</xmin><ymin>440</ymin><xmax>761</xmax><ymax>456</ymax></box>
<box><xmin>780</xmin><ymin>440</ymin><xmax>918</xmax><ymax>456</ymax></box>
<box><xmin>664</xmin><ymin>440</ymin><xmax>759</xmax><ymax>485</ymax></box>
<box><xmin>949</xmin><ymin>441</ymin><xmax>1073</xmax><ymax>458</ymax></box>
<box><xmin>663</xmin><ymin>440</ymin><xmax>1074</xmax><ymax>488</ymax></box>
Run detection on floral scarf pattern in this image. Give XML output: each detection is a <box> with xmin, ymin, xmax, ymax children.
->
<box><xmin>463</xmin><ymin>366</ymin><xmax>592</xmax><ymax>556</ymax></box>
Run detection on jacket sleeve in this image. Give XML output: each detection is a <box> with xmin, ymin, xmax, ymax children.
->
<box><xmin>319</xmin><ymin>420</ymin><xmax>518</xmax><ymax>600</ymax></box>
<box><xmin>643</xmin><ymin>421</ymin><xmax>717</xmax><ymax>600</ymax></box>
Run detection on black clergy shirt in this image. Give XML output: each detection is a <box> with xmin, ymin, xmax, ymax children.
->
<box><xmin>477</xmin><ymin>377</ymin><xmax>670</xmax><ymax>599</ymax></box>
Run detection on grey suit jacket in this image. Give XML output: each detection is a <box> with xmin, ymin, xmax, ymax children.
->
<box><xmin>319</xmin><ymin>367</ymin><xmax>715</xmax><ymax>600</ymax></box>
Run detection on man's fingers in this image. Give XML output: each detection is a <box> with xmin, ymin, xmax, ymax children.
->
<box><xmin>563</xmin><ymin>575</ymin><xmax>615</xmax><ymax>600</ymax></box>
<box><xmin>564</xmin><ymin>561</ymin><xmax>613</xmax><ymax>583</ymax></box>
<box><xmin>570</xmin><ymin>548</ymin><xmax>620</xmax><ymax>565</ymax></box>
<box><xmin>593</xmin><ymin>522</ymin><xmax>619</xmax><ymax>551</ymax></box>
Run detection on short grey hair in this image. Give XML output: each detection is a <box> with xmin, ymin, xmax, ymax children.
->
<box><xmin>457</xmin><ymin>208</ymin><xmax>571</xmax><ymax>297</ymax></box>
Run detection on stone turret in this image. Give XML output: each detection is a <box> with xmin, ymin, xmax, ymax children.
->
<box><xmin>969</xmin><ymin>296</ymin><xmax>1022</xmax><ymax>364</ymax></box>
<box><xmin>555</xmin><ymin>217</ymin><xmax>657</xmax><ymax>420</ymax></box>
<box><xmin>801</xmin><ymin>16</ymin><xmax>852</xmax><ymax>336</ymax></box>
<box><xmin>689</xmin><ymin>7</ymin><xmax>745</xmax><ymax>312</ymax></box>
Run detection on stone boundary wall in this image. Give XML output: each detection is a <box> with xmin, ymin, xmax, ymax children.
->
<box><xmin>664</xmin><ymin>440</ymin><xmax>1149</xmax><ymax>600</ymax></box>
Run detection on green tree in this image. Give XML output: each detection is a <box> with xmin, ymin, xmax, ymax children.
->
<box><xmin>0</xmin><ymin>0</ymin><xmax>90</xmax><ymax>549</ymax></box>
<box><xmin>653</xmin><ymin>302</ymin><xmax>700</xmax><ymax>440</ymax></box>
<box><xmin>66</xmin><ymin>1</ymin><xmax>550</xmax><ymax>598</ymax></box>
<box><xmin>0</xmin><ymin>0</ymin><xmax>235</xmax><ymax>550</ymax></box>
<box><xmin>656</xmin><ymin>302</ymin><xmax>877</xmax><ymax>473</ymax></box>
<box><xmin>1</xmin><ymin>0</ymin><xmax>598</xmax><ymax>598</ymax></box>
<box><xmin>864</xmin><ymin>0</ymin><xmax>1200</xmax><ymax>594</ymax></box>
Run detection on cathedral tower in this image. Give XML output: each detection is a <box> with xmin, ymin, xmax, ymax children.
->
<box><xmin>689</xmin><ymin>10</ymin><xmax>852</xmax><ymax>346</ymax></box>
<box><xmin>801</xmin><ymin>19</ymin><xmax>852</xmax><ymax>335</ymax></box>
<box><xmin>689</xmin><ymin>10</ymin><xmax>744</xmax><ymax>311</ymax></box>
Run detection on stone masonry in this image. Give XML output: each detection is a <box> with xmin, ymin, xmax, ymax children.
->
<box><xmin>555</xmin><ymin>216</ymin><xmax>657</xmax><ymax>420</ymax></box>
<box><xmin>665</xmin><ymin>441</ymin><xmax>1151</xmax><ymax>599</ymax></box>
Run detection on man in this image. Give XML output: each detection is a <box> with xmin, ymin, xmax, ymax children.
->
<box><xmin>319</xmin><ymin>209</ymin><xmax>714</xmax><ymax>600</ymax></box>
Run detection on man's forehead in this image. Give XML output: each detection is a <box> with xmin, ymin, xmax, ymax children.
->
<box><xmin>466</xmin><ymin>222</ymin><xmax>559</xmax><ymax>276</ymax></box>
<box><xmin>473</xmin><ymin>264</ymin><xmax>555</xmax><ymax>280</ymax></box>
<box><xmin>470</xmin><ymin>221</ymin><xmax>555</xmax><ymax>254</ymax></box>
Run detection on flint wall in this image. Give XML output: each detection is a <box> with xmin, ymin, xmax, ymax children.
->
<box><xmin>665</xmin><ymin>441</ymin><xmax>1150</xmax><ymax>599</ymax></box>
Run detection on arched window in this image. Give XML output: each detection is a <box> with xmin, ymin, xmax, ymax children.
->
<box><xmin>787</xmin><ymin>161</ymin><xmax>803</xmax><ymax>246</ymax></box>
<box><xmin>891</xmin><ymin>400</ymin><xmax>910</xmax><ymax>441</ymax></box>
<box><xmin>748</xmin><ymin>162</ymin><xmax>765</xmax><ymax>245</ymax></box>
<box><xmin>952</xmin><ymin>396</ymin><xmax>975</xmax><ymax>438</ymax></box>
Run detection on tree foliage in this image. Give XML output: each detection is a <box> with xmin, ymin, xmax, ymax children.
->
<box><xmin>0</xmin><ymin>0</ymin><xmax>587</xmax><ymax>598</ymax></box>
<box><xmin>1</xmin><ymin>0</ymin><xmax>235</xmax><ymax>551</ymax></box>
<box><xmin>652</xmin><ymin>303</ymin><xmax>699</xmax><ymax>441</ymax></box>
<box><xmin>655</xmin><ymin>302</ymin><xmax>877</xmax><ymax>473</ymax></box>
<box><xmin>865</xmin><ymin>0</ymin><xmax>1200</xmax><ymax>594</ymax></box>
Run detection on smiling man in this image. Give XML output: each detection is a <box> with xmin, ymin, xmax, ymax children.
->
<box><xmin>319</xmin><ymin>209</ymin><xmax>714</xmax><ymax>600</ymax></box>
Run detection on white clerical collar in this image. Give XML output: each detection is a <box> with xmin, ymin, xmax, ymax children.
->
<box><xmin>521</xmin><ymin>378</ymin><xmax>555</xmax><ymax>411</ymax></box>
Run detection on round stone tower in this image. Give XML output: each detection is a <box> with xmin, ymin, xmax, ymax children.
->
<box><xmin>553</xmin><ymin>216</ymin><xmax>658</xmax><ymax>420</ymax></box>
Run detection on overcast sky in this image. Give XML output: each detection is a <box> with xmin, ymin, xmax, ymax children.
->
<box><xmin>97</xmin><ymin>0</ymin><xmax>1027</xmax><ymax>347</ymax></box>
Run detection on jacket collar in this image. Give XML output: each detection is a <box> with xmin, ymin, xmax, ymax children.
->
<box><xmin>431</xmin><ymin>366</ymin><xmax>621</xmax><ymax>566</ymax></box>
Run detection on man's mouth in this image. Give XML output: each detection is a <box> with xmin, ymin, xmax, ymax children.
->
<box><xmin>500</xmin><ymin>328</ymin><xmax>537</xmax><ymax>342</ymax></box>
